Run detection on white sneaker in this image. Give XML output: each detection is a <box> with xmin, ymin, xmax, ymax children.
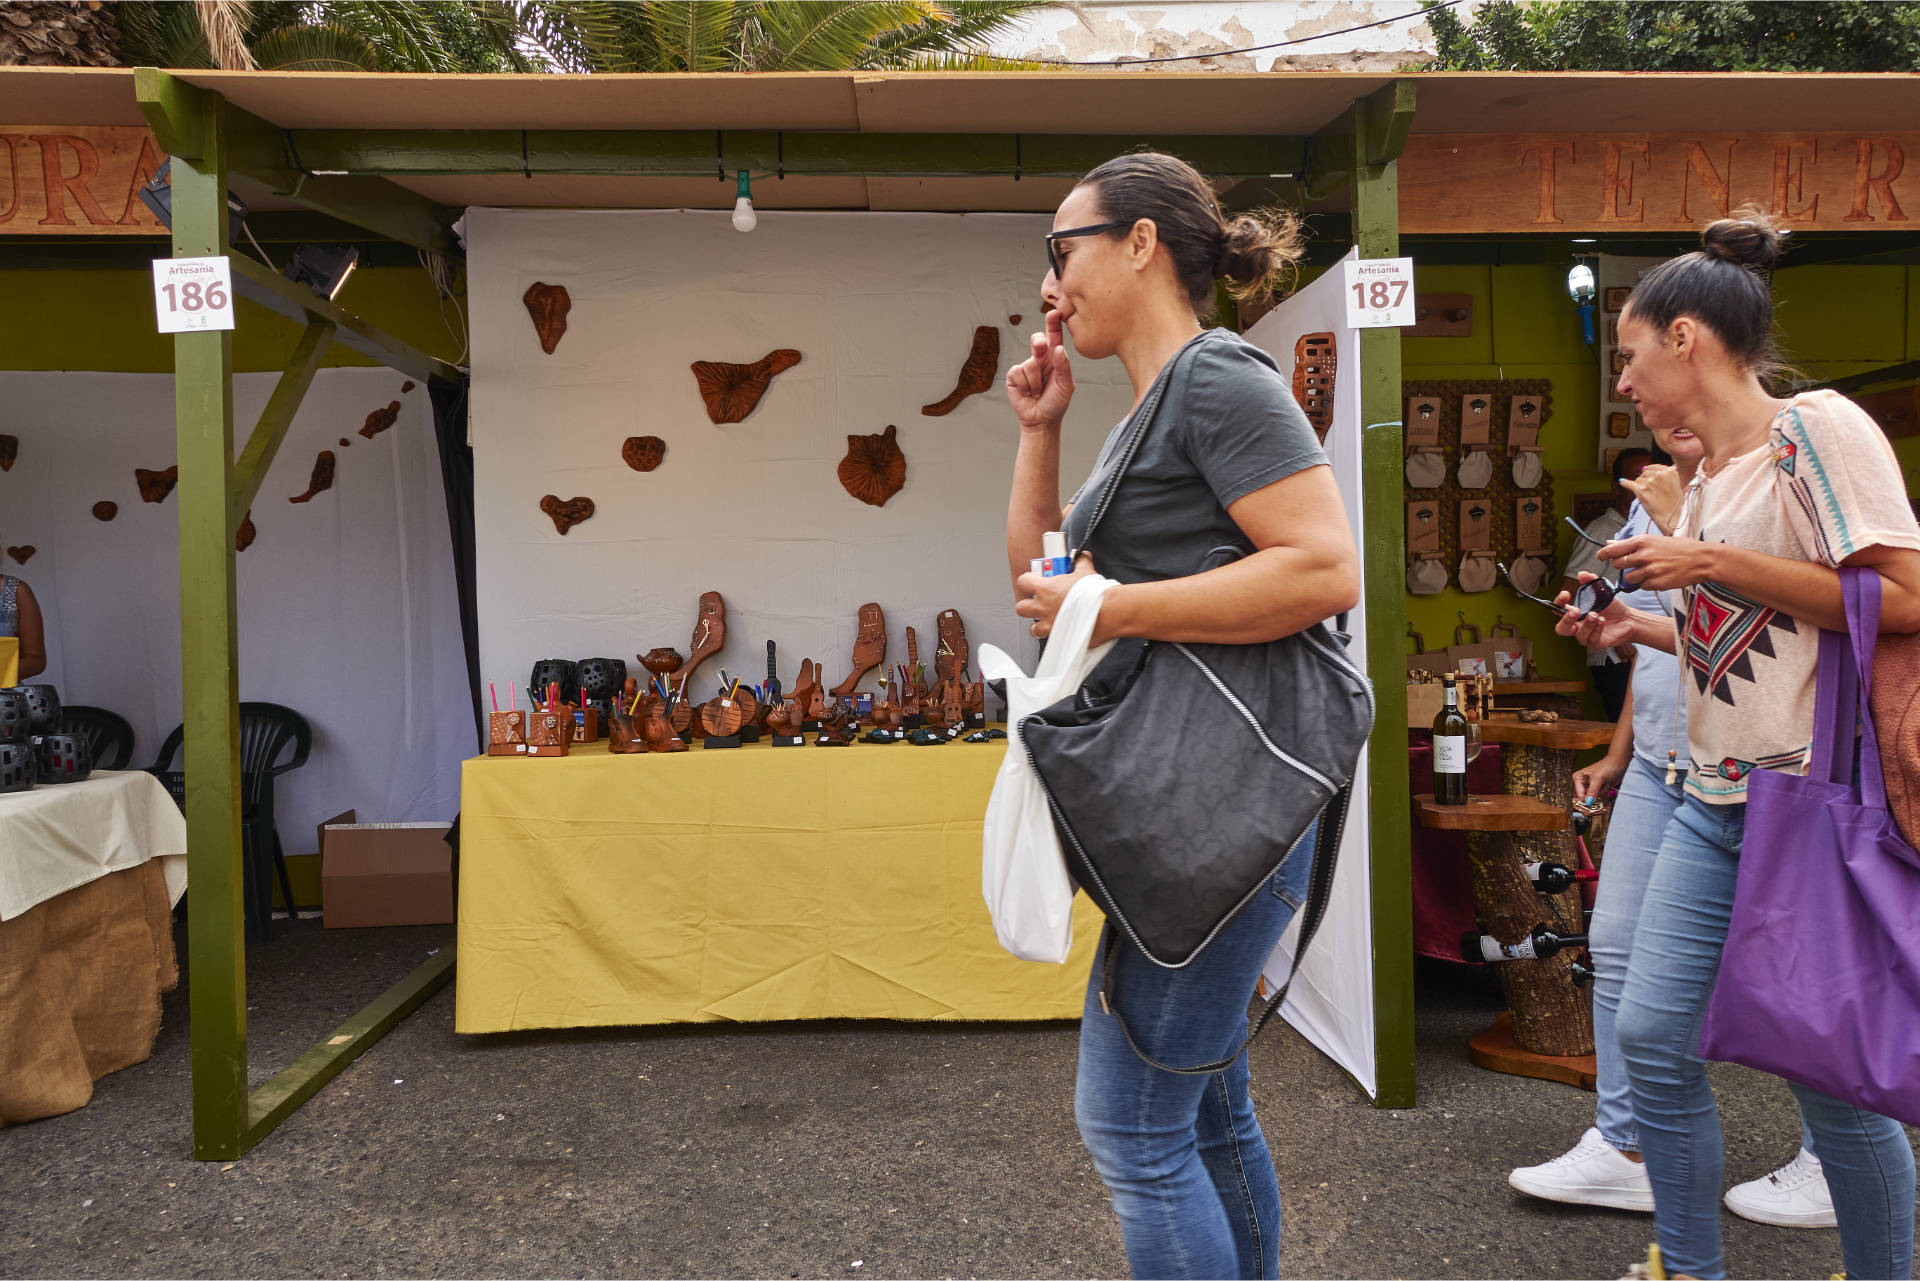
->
<box><xmin>1724</xmin><ymin>1147</ymin><xmax>1838</xmax><ymax>1228</ymax></box>
<box><xmin>1510</xmin><ymin>1127</ymin><xmax>1656</xmax><ymax>1212</ymax></box>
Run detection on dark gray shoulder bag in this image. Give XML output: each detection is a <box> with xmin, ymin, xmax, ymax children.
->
<box><xmin>1021</xmin><ymin>338</ymin><xmax>1375</xmax><ymax>1075</ymax></box>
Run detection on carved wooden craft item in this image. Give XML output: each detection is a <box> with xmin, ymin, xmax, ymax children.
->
<box><xmin>6</xmin><ymin>546</ymin><xmax>33</xmax><ymax>565</ymax></box>
<box><xmin>289</xmin><ymin>450</ymin><xmax>336</xmax><ymax>503</ymax></box>
<box><xmin>934</xmin><ymin>609</ymin><xmax>969</xmax><ymax>684</ymax></box>
<box><xmin>359</xmin><ymin>401</ymin><xmax>400</xmax><ymax>440</ymax></box>
<box><xmin>816</xmin><ymin>702</ymin><xmax>854</xmax><ymax>746</ymax></box>
<box><xmin>622</xmin><ymin>435</ymin><xmax>667</xmax><ymax>472</ymax></box>
<box><xmin>766</xmin><ymin>698</ymin><xmax>804</xmax><ymax>738</ymax></box>
<box><xmin>701</xmin><ymin>697</ymin><xmax>745</xmax><ymax>738</ymax></box>
<box><xmin>540</xmin><ymin>494</ymin><xmax>595</xmax><ymax>535</ymax></box>
<box><xmin>487</xmin><ymin>708</ymin><xmax>528</xmax><ymax>756</ymax></box>
<box><xmin>136</xmin><ymin>465</ymin><xmax>178</xmax><ymax>504</ymax></box>
<box><xmin>691</xmin><ymin>349</ymin><xmax>801</xmax><ymax>424</ymax></box>
<box><xmin>1008</xmin><ymin>314</ymin><xmax>1022</xmax><ymax>326</ymax></box>
<box><xmin>830</xmin><ymin>602</ymin><xmax>887</xmax><ymax>696</ymax></box>
<box><xmin>677</xmin><ymin>591</ymin><xmax>727</xmax><ymax>697</ymax></box>
<box><xmin>0</xmin><ymin>435</ymin><xmax>15</xmax><ymax>471</ymax></box>
<box><xmin>92</xmin><ymin>501</ymin><xmax>117</xmax><ymax>522</ymax></box>
<box><xmin>638</xmin><ymin>648</ymin><xmax>684</xmax><ymax>682</ymax></box>
<box><xmin>524</xmin><ymin>707</ymin><xmax>571</xmax><ymax>756</ymax></box>
<box><xmin>1291</xmin><ymin>332</ymin><xmax>1337</xmax><ymax>442</ymax></box>
<box><xmin>235</xmin><ymin>510</ymin><xmax>255</xmax><ymax>552</ymax></box>
<box><xmin>401</xmin><ymin>381</ymin><xmax>416</xmax><ymax>394</ymax></box>
<box><xmin>838</xmin><ymin>424</ymin><xmax>906</xmax><ymax>507</ymax></box>
<box><xmin>923</xmin><ymin>325</ymin><xmax>1000</xmax><ymax>416</ymax></box>
<box><xmin>523</xmin><ymin>282</ymin><xmax>571</xmax><ymax>355</ymax></box>
<box><xmin>338</xmin><ymin>438</ymin><xmax>351</xmax><ymax>448</ymax></box>
<box><xmin>794</xmin><ymin>659</ymin><xmax>825</xmax><ymax>721</ymax></box>
<box><xmin>641</xmin><ymin>695</ymin><xmax>687</xmax><ymax>752</ymax></box>
<box><xmin>607</xmin><ymin>682</ymin><xmax>645</xmax><ymax>755</ymax></box>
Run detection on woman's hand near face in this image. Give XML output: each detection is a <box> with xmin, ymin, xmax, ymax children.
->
<box><xmin>1006</xmin><ymin>310</ymin><xmax>1075</xmax><ymax>432</ymax></box>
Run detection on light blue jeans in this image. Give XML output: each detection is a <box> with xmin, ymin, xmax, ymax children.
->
<box><xmin>1074</xmin><ymin>827</ymin><xmax>1317</xmax><ymax>1280</ymax></box>
<box><xmin>1615</xmin><ymin>793</ymin><xmax>1917</xmax><ymax>1279</ymax></box>
<box><xmin>1589</xmin><ymin>755</ymin><xmax>1687</xmax><ymax>1155</ymax></box>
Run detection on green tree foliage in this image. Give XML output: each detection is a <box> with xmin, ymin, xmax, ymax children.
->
<box><xmin>116</xmin><ymin>1</ymin><xmax>540</xmax><ymax>73</ymax></box>
<box><xmin>1422</xmin><ymin>1</ymin><xmax>1920</xmax><ymax>72</ymax></box>
<box><xmin>537</xmin><ymin>1</ymin><xmax>1050</xmax><ymax>74</ymax></box>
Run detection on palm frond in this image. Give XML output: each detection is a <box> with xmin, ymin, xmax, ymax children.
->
<box><xmin>750</xmin><ymin>1</ymin><xmax>950</xmax><ymax>71</ymax></box>
<box><xmin>115</xmin><ymin>0</ymin><xmax>215</xmax><ymax>68</ymax></box>
<box><xmin>194</xmin><ymin>0</ymin><xmax>258</xmax><ymax>69</ymax></box>
<box><xmin>249</xmin><ymin>21</ymin><xmax>382</xmax><ymax>71</ymax></box>
<box><xmin>892</xmin><ymin>49</ymin><xmax>1054</xmax><ymax>70</ymax></box>
<box><xmin>863</xmin><ymin>0</ymin><xmax>1054</xmax><ymax>65</ymax></box>
<box><xmin>647</xmin><ymin>0</ymin><xmax>739</xmax><ymax>72</ymax></box>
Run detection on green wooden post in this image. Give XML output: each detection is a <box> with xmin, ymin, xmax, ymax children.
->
<box><xmin>1350</xmin><ymin>85</ymin><xmax>1416</xmax><ymax>1109</ymax></box>
<box><xmin>159</xmin><ymin>84</ymin><xmax>251</xmax><ymax>1158</ymax></box>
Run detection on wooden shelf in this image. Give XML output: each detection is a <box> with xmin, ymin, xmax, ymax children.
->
<box><xmin>1413</xmin><ymin>794</ymin><xmax>1568</xmax><ymax>831</ymax></box>
<box><xmin>1469</xmin><ymin>1013</ymin><xmax>1597</xmax><ymax>1089</ymax></box>
<box><xmin>1476</xmin><ymin>717</ymin><xmax>1617</xmax><ymax>751</ymax></box>
<box><xmin>1493</xmin><ymin>680</ymin><xmax>1586</xmax><ymax>696</ymax></box>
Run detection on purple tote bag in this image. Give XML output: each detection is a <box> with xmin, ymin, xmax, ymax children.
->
<box><xmin>1699</xmin><ymin>568</ymin><xmax>1920</xmax><ymax>1126</ymax></box>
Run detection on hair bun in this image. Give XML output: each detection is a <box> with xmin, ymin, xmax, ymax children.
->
<box><xmin>1701</xmin><ymin>211</ymin><xmax>1786</xmax><ymax>271</ymax></box>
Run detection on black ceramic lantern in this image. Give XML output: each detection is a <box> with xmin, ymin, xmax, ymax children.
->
<box><xmin>576</xmin><ymin>658</ymin><xmax>627</xmax><ymax>714</ymax></box>
<box><xmin>7</xmin><ymin>684</ymin><xmax>61</xmax><ymax>735</ymax></box>
<box><xmin>528</xmin><ymin>659</ymin><xmax>579</xmax><ymax>709</ymax></box>
<box><xmin>0</xmin><ymin>740</ymin><xmax>34</xmax><ymax>792</ymax></box>
<box><xmin>34</xmin><ymin>733</ymin><xmax>91</xmax><ymax>784</ymax></box>
<box><xmin>0</xmin><ymin>689</ymin><xmax>29</xmax><ymax>745</ymax></box>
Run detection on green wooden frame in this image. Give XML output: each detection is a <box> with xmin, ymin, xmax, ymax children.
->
<box><xmin>128</xmin><ymin>68</ymin><xmax>1417</xmax><ymax>1154</ymax></box>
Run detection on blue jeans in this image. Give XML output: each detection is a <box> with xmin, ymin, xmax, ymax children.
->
<box><xmin>1074</xmin><ymin>828</ymin><xmax>1317</xmax><ymax>1280</ymax></box>
<box><xmin>1589</xmin><ymin>755</ymin><xmax>1687</xmax><ymax>1155</ymax></box>
<box><xmin>1616</xmin><ymin>794</ymin><xmax>1917</xmax><ymax>1279</ymax></box>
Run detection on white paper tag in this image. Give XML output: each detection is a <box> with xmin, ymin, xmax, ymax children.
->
<box><xmin>1342</xmin><ymin>257</ymin><xmax>1415</xmax><ymax>329</ymax></box>
<box><xmin>152</xmin><ymin>255</ymin><xmax>236</xmax><ymax>333</ymax></box>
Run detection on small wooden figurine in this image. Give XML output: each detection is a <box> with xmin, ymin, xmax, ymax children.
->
<box><xmin>607</xmin><ymin>679</ymin><xmax>645</xmax><ymax>754</ymax></box>
<box><xmin>830</xmin><ymin>602</ymin><xmax>887</xmax><ymax>697</ymax></box>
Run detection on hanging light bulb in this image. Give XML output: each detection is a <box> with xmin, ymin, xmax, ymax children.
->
<box><xmin>1567</xmin><ymin>260</ymin><xmax>1597</xmax><ymax>346</ymax></box>
<box><xmin>731</xmin><ymin>169</ymin><xmax>757</xmax><ymax>233</ymax></box>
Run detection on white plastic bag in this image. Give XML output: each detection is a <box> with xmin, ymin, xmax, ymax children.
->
<box><xmin>977</xmin><ymin>574</ymin><xmax>1118</xmax><ymax>963</ymax></box>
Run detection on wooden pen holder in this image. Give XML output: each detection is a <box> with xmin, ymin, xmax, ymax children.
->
<box><xmin>524</xmin><ymin>706</ymin><xmax>572</xmax><ymax>757</ymax></box>
<box><xmin>488</xmin><ymin>709</ymin><xmax>529</xmax><ymax>756</ymax></box>
<box><xmin>571</xmin><ymin>705</ymin><xmax>601</xmax><ymax>744</ymax></box>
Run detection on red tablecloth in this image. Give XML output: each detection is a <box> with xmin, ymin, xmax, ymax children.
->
<box><xmin>1408</xmin><ymin>742</ymin><xmax>1507</xmax><ymax>963</ymax></box>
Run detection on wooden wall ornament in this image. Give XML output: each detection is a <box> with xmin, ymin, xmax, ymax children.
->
<box><xmin>135</xmin><ymin>465</ymin><xmax>178</xmax><ymax>504</ymax></box>
<box><xmin>7</xmin><ymin>546</ymin><xmax>34</xmax><ymax>565</ymax></box>
<box><xmin>289</xmin><ymin>450</ymin><xmax>336</xmax><ymax>503</ymax></box>
<box><xmin>829</xmin><ymin>602</ymin><xmax>887</xmax><ymax>697</ymax></box>
<box><xmin>1607</xmin><ymin>411</ymin><xmax>1633</xmax><ymax>439</ymax></box>
<box><xmin>235</xmin><ymin>509</ymin><xmax>255</xmax><ymax>552</ymax></box>
<box><xmin>359</xmin><ymin>401</ymin><xmax>400</xmax><ymax>440</ymax></box>
<box><xmin>539</xmin><ymin>495</ymin><xmax>595</xmax><ymax>535</ymax></box>
<box><xmin>622</xmin><ymin>436</ymin><xmax>667</xmax><ymax>472</ymax></box>
<box><xmin>522</xmin><ymin>282</ymin><xmax>571</xmax><ymax>355</ymax></box>
<box><xmin>338</xmin><ymin>438</ymin><xmax>351</xmax><ymax>448</ymax></box>
<box><xmin>1507</xmin><ymin>395</ymin><xmax>1544</xmax><ymax>447</ymax></box>
<box><xmin>1290</xmin><ymin>332</ymin><xmax>1337</xmax><ymax>443</ymax></box>
<box><xmin>923</xmin><ymin>326</ymin><xmax>1000</xmax><ymax>416</ymax></box>
<box><xmin>92</xmin><ymin>501</ymin><xmax>117</xmax><ymax>522</ymax></box>
<box><xmin>838</xmin><ymin>424</ymin><xmax>906</xmax><ymax>507</ymax></box>
<box><xmin>691</xmin><ymin>349</ymin><xmax>801</xmax><ymax>424</ymax></box>
<box><xmin>0</xmin><ymin>435</ymin><xmax>15</xmax><ymax>471</ymax></box>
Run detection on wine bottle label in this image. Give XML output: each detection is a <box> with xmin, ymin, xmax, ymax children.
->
<box><xmin>1435</xmin><ymin>735</ymin><xmax>1467</xmax><ymax>773</ymax></box>
<box><xmin>1479</xmin><ymin>935</ymin><xmax>1538</xmax><ymax>962</ymax></box>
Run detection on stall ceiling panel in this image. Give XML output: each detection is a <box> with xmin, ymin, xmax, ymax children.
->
<box><xmin>397</xmin><ymin>174</ymin><xmax>873</xmax><ymax>211</ymax></box>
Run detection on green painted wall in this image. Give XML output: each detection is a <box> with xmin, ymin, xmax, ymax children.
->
<box><xmin>1405</xmin><ymin>261</ymin><xmax>1920</xmax><ymax>712</ymax></box>
<box><xmin>0</xmin><ymin>264</ymin><xmax>464</xmax><ymax>372</ymax></box>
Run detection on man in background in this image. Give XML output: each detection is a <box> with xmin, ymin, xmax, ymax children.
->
<box><xmin>1559</xmin><ymin>447</ymin><xmax>1652</xmax><ymax>722</ymax></box>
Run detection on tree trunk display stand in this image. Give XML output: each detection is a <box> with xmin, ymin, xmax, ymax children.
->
<box><xmin>1491</xmin><ymin>679</ymin><xmax>1586</xmax><ymax>718</ymax></box>
<box><xmin>1415</xmin><ymin>716</ymin><xmax>1616</xmax><ymax>1086</ymax></box>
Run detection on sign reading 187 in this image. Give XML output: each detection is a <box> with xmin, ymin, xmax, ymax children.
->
<box><xmin>1341</xmin><ymin>256</ymin><xmax>1417</xmax><ymax>330</ymax></box>
<box><xmin>151</xmin><ymin>255</ymin><xmax>236</xmax><ymax>333</ymax></box>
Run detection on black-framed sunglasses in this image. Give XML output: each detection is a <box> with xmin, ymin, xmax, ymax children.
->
<box><xmin>1497</xmin><ymin>561</ymin><xmax>1622</xmax><ymax>617</ymax></box>
<box><xmin>1046</xmin><ymin>220</ymin><xmax>1132</xmax><ymax>278</ymax></box>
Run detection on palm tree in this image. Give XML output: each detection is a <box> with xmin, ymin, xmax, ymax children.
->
<box><xmin>527</xmin><ymin>1</ymin><xmax>1054</xmax><ymax>74</ymax></box>
<box><xmin>113</xmin><ymin>0</ymin><xmax>541</xmax><ymax>73</ymax></box>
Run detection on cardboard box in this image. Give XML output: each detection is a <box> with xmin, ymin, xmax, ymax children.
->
<box><xmin>322</xmin><ymin>821</ymin><xmax>453</xmax><ymax>928</ymax></box>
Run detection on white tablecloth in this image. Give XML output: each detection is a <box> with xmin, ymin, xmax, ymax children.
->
<box><xmin>0</xmin><ymin>771</ymin><xmax>187</xmax><ymax>921</ymax></box>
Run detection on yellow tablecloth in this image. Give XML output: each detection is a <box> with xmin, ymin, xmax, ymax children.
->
<box><xmin>0</xmin><ymin>637</ymin><xmax>17</xmax><ymax>687</ymax></box>
<box><xmin>456</xmin><ymin>737</ymin><xmax>1103</xmax><ymax>1033</ymax></box>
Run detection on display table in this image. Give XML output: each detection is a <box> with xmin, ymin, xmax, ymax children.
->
<box><xmin>456</xmin><ymin>739</ymin><xmax>1103</xmax><ymax>1034</ymax></box>
<box><xmin>1</xmin><ymin>771</ymin><xmax>188</xmax><ymax>1125</ymax></box>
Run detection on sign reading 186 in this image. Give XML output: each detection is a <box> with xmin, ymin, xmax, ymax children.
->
<box><xmin>1341</xmin><ymin>256</ymin><xmax>1416</xmax><ymax>330</ymax></box>
<box><xmin>151</xmin><ymin>255</ymin><xmax>236</xmax><ymax>333</ymax></box>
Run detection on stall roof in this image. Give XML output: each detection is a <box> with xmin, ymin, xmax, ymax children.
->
<box><xmin>4</xmin><ymin>67</ymin><xmax>1918</xmax><ymax>214</ymax></box>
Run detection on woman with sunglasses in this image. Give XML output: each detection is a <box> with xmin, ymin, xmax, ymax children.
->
<box><xmin>1001</xmin><ymin>151</ymin><xmax>1358</xmax><ymax>1280</ymax></box>
<box><xmin>1555</xmin><ymin>212</ymin><xmax>1920</xmax><ymax>1280</ymax></box>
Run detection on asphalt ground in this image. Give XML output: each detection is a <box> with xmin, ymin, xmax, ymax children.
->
<box><xmin>2</xmin><ymin>918</ymin><xmax>1907</xmax><ymax>1279</ymax></box>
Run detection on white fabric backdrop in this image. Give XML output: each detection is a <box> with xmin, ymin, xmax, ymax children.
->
<box><xmin>1246</xmin><ymin>251</ymin><xmax>1379</xmax><ymax>1099</ymax></box>
<box><xmin>0</xmin><ymin>368</ymin><xmax>470</xmax><ymax>851</ymax></box>
<box><xmin>465</xmin><ymin>209</ymin><xmax>1135</xmax><ymax>704</ymax></box>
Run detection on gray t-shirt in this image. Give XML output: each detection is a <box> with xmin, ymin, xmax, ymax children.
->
<box><xmin>1616</xmin><ymin>501</ymin><xmax>1688</xmax><ymax>770</ymax></box>
<box><xmin>1062</xmin><ymin>328</ymin><xmax>1327</xmax><ymax>586</ymax></box>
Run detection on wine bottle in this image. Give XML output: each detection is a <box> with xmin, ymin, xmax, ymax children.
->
<box><xmin>1460</xmin><ymin>925</ymin><xmax>1589</xmax><ymax>963</ymax></box>
<box><xmin>1521</xmin><ymin>861</ymin><xmax>1599</xmax><ymax>896</ymax></box>
<box><xmin>1433</xmin><ymin>675</ymin><xmax>1469</xmax><ymax>806</ymax></box>
<box><xmin>1568</xmin><ymin>962</ymin><xmax>1595</xmax><ymax>988</ymax></box>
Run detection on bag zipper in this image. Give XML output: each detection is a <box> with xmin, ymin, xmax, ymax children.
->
<box><xmin>1170</xmin><ymin>643</ymin><xmax>1342</xmax><ymax>793</ymax></box>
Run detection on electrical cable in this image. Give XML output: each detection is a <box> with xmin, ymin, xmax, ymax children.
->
<box><xmin>1037</xmin><ymin>0</ymin><xmax>1467</xmax><ymax>67</ymax></box>
<box><xmin>242</xmin><ymin>220</ymin><xmax>276</xmax><ymax>272</ymax></box>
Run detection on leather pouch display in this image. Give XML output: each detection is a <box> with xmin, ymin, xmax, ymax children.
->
<box><xmin>1511</xmin><ymin>448</ymin><xmax>1545</xmax><ymax>490</ymax></box>
<box><xmin>1405</xmin><ymin>447</ymin><xmax>1447</xmax><ymax>489</ymax></box>
<box><xmin>1407</xmin><ymin>556</ymin><xmax>1449</xmax><ymax>595</ymax></box>
<box><xmin>1458</xmin><ymin>552</ymin><xmax>1499</xmax><ymax>595</ymax></box>
<box><xmin>1508</xmin><ymin>553</ymin><xmax>1552</xmax><ymax>595</ymax></box>
<box><xmin>1456</xmin><ymin>448</ymin><xmax>1494</xmax><ymax>490</ymax></box>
